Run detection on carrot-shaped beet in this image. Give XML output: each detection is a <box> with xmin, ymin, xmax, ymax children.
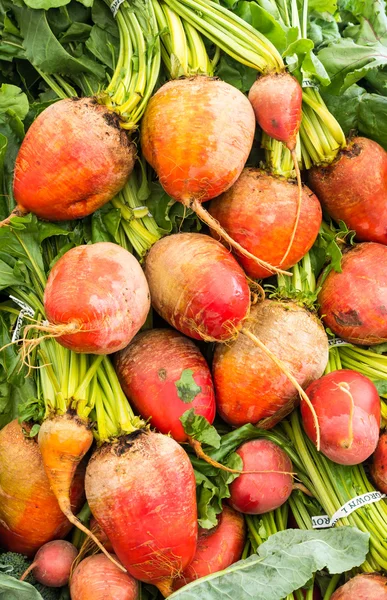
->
<box><xmin>144</xmin><ymin>233</ymin><xmax>323</xmax><ymax>448</ymax></box>
<box><xmin>209</xmin><ymin>168</ymin><xmax>321</xmax><ymax>279</ymax></box>
<box><xmin>141</xmin><ymin>77</ymin><xmax>287</xmax><ymax>277</ymax></box>
<box><xmin>0</xmin><ymin>420</ymin><xmax>85</xmax><ymax>556</ymax></box>
<box><xmin>172</xmin><ymin>505</ymin><xmax>245</xmax><ymax>591</ymax></box>
<box><xmin>115</xmin><ymin>329</ymin><xmax>216</xmax><ymax>442</ymax></box>
<box><xmin>248</xmin><ymin>73</ymin><xmax>303</xmax><ymax>264</ymax></box>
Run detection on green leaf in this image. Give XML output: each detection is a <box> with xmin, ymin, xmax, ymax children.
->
<box><xmin>309</xmin><ymin>0</ymin><xmax>338</xmax><ymax>13</ymax></box>
<box><xmin>373</xmin><ymin>380</ymin><xmax>387</xmax><ymax>394</ymax></box>
<box><xmin>0</xmin><ymin>84</ymin><xmax>28</xmax><ymax>119</ymax></box>
<box><xmin>175</xmin><ymin>369</ymin><xmax>202</xmax><ymax>404</ymax></box>
<box><xmin>215</xmin><ymin>55</ymin><xmax>256</xmax><ymax>93</ymax></box>
<box><xmin>15</xmin><ymin>5</ymin><xmax>105</xmax><ymax>78</ymax></box>
<box><xmin>169</xmin><ymin>528</ymin><xmax>369</xmax><ymax>600</ymax></box>
<box><xmin>0</xmin><ymin>575</ymin><xmax>43</xmax><ymax>600</ymax></box>
<box><xmin>85</xmin><ymin>25</ymin><xmax>116</xmax><ymax>69</ymax></box>
<box><xmin>180</xmin><ymin>409</ymin><xmax>221</xmax><ymax>448</ymax></box>
<box><xmin>322</xmin><ymin>84</ymin><xmax>387</xmax><ymax>150</ymax></box>
<box><xmin>23</xmin><ymin>0</ymin><xmax>70</xmax><ymax>8</ymax></box>
<box><xmin>235</xmin><ymin>1</ymin><xmax>288</xmax><ymax>53</ymax></box>
<box><xmin>59</xmin><ymin>22</ymin><xmax>93</xmax><ymax>43</ymax></box>
<box><xmin>318</xmin><ymin>0</ymin><xmax>387</xmax><ymax>93</ymax></box>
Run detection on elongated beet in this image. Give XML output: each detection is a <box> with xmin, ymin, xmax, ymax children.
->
<box><xmin>144</xmin><ymin>233</ymin><xmax>250</xmax><ymax>342</ymax></box>
<box><xmin>248</xmin><ymin>73</ymin><xmax>304</xmax><ymax>264</ymax></box>
<box><xmin>42</xmin><ymin>242</ymin><xmax>150</xmax><ymax>354</ymax></box>
<box><xmin>371</xmin><ymin>433</ymin><xmax>387</xmax><ymax>494</ymax></box>
<box><xmin>229</xmin><ymin>439</ymin><xmax>293</xmax><ymax>514</ymax></box>
<box><xmin>331</xmin><ymin>573</ymin><xmax>387</xmax><ymax>599</ymax></box>
<box><xmin>172</xmin><ymin>505</ymin><xmax>245</xmax><ymax>591</ymax></box>
<box><xmin>209</xmin><ymin>168</ymin><xmax>321</xmax><ymax>278</ymax></box>
<box><xmin>0</xmin><ymin>420</ymin><xmax>85</xmax><ymax>556</ymax></box>
<box><xmin>318</xmin><ymin>243</ymin><xmax>387</xmax><ymax>344</ymax></box>
<box><xmin>115</xmin><ymin>329</ymin><xmax>216</xmax><ymax>442</ymax></box>
<box><xmin>309</xmin><ymin>137</ymin><xmax>387</xmax><ymax>244</ymax></box>
<box><xmin>70</xmin><ymin>554</ymin><xmax>139</xmax><ymax>600</ymax></box>
<box><xmin>85</xmin><ymin>431</ymin><xmax>198</xmax><ymax>590</ymax></box>
<box><xmin>301</xmin><ymin>370</ymin><xmax>381</xmax><ymax>465</ymax></box>
<box><xmin>213</xmin><ymin>300</ymin><xmax>328</xmax><ymax>428</ymax></box>
<box><xmin>13</xmin><ymin>98</ymin><xmax>135</xmax><ymax>222</ymax></box>
<box><xmin>248</xmin><ymin>73</ymin><xmax>302</xmax><ymax>152</ymax></box>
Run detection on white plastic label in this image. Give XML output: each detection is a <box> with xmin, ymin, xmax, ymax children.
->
<box><xmin>9</xmin><ymin>295</ymin><xmax>35</xmax><ymax>343</ymax></box>
<box><xmin>328</xmin><ymin>337</ymin><xmax>351</xmax><ymax>348</ymax></box>
<box><xmin>302</xmin><ymin>78</ymin><xmax>319</xmax><ymax>89</ymax></box>
<box><xmin>110</xmin><ymin>0</ymin><xmax>125</xmax><ymax>16</ymax></box>
<box><xmin>312</xmin><ymin>491</ymin><xmax>386</xmax><ymax>529</ymax></box>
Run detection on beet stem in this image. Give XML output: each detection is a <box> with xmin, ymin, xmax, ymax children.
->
<box><xmin>0</xmin><ymin>206</ymin><xmax>28</xmax><ymax>228</ymax></box>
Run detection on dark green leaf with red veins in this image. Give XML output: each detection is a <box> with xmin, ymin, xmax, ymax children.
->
<box><xmin>175</xmin><ymin>369</ymin><xmax>202</xmax><ymax>404</ymax></box>
<box><xmin>180</xmin><ymin>409</ymin><xmax>221</xmax><ymax>448</ymax></box>
<box><xmin>169</xmin><ymin>528</ymin><xmax>369</xmax><ymax>600</ymax></box>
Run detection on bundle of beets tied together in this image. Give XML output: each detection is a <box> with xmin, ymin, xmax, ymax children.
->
<box><xmin>1</xmin><ymin>0</ymin><xmax>387</xmax><ymax>598</ymax></box>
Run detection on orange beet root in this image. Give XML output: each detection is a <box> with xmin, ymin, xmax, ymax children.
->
<box><xmin>318</xmin><ymin>242</ymin><xmax>387</xmax><ymax>344</ymax></box>
<box><xmin>0</xmin><ymin>420</ymin><xmax>85</xmax><ymax>556</ymax></box>
<box><xmin>141</xmin><ymin>77</ymin><xmax>255</xmax><ymax>205</ymax></box>
<box><xmin>85</xmin><ymin>431</ymin><xmax>198</xmax><ymax>590</ymax></box>
<box><xmin>309</xmin><ymin>137</ymin><xmax>387</xmax><ymax>244</ymax></box>
<box><xmin>13</xmin><ymin>98</ymin><xmax>135</xmax><ymax>222</ymax></box>
<box><xmin>209</xmin><ymin>168</ymin><xmax>321</xmax><ymax>278</ymax></box>
<box><xmin>144</xmin><ymin>233</ymin><xmax>250</xmax><ymax>342</ymax></box>
<box><xmin>213</xmin><ymin>300</ymin><xmax>329</xmax><ymax>428</ymax></box>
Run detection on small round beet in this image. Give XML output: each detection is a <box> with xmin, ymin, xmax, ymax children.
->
<box><xmin>31</xmin><ymin>540</ymin><xmax>78</xmax><ymax>587</ymax></box>
<box><xmin>228</xmin><ymin>439</ymin><xmax>293</xmax><ymax>514</ymax></box>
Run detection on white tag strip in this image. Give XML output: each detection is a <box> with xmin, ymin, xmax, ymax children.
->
<box><xmin>9</xmin><ymin>295</ymin><xmax>35</xmax><ymax>343</ymax></box>
<box><xmin>312</xmin><ymin>491</ymin><xmax>386</xmax><ymax>529</ymax></box>
<box><xmin>302</xmin><ymin>78</ymin><xmax>319</xmax><ymax>89</ymax></box>
<box><xmin>110</xmin><ymin>0</ymin><xmax>125</xmax><ymax>16</ymax></box>
<box><xmin>328</xmin><ymin>337</ymin><xmax>351</xmax><ymax>348</ymax></box>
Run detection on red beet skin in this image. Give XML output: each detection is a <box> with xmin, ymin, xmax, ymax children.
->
<box><xmin>331</xmin><ymin>573</ymin><xmax>387</xmax><ymax>599</ymax></box>
<box><xmin>85</xmin><ymin>431</ymin><xmax>198</xmax><ymax>587</ymax></box>
<box><xmin>209</xmin><ymin>168</ymin><xmax>322</xmax><ymax>279</ymax></box>
<box><xmin>309</xmin><ymin>137</ymin><xmax>387</xmax><ymax>244</ymax></box>
<box><xmin>172</xmin><ymin>505</ymin><xmax>245</xmax><ymax>591</ymax></box>
<box><xmin>144</xmin><ymin>233</ymin><xmax>250</xmax><ymax>342</ymax></box>
<box><xmin>141</xmin><ymin>77</ymin><xmax>255</xmax><ymax>205</ymax></box>
<box><xmin>371</xmin><ymin>433</ymin><xmax>387</xmax><ymax>494</ymax></box>
<box><xmin>13</xmin><ymin>98</ymin><xmax>135</xmax><ymax>221</ymax></box>
<box><xmin>318</xmin><ymin>243</ymin><xmax>387</xmax><ymax>344</ymax></box>
<box><xmin>229</xmin><ymin>439</ymin><xmax>293</xmax><ymax>514</ymax></box>
<box><xmin>301</xmin><ymin>370</ymin><xmax>381</xmax><ymax>466</ymax></box>
<box><xmin>115</xmin><ymin>329</ymin><xmax>216</xmax><ymax>442</ymax></box>
<box><xmin>44</xmin><ymin>242</ymin><xmax>150</xmax><ymax>354</ymax></box>
<box><xmin>248</xmin><ymin>73</ymin><xmax>302</xmax><ymax>150</ymax></box>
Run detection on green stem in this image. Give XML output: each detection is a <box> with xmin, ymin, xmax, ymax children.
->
<box><xmin>323</xmin><ymin>574</ymin><xmax>341</xmax><ymax>600</ymax></box>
